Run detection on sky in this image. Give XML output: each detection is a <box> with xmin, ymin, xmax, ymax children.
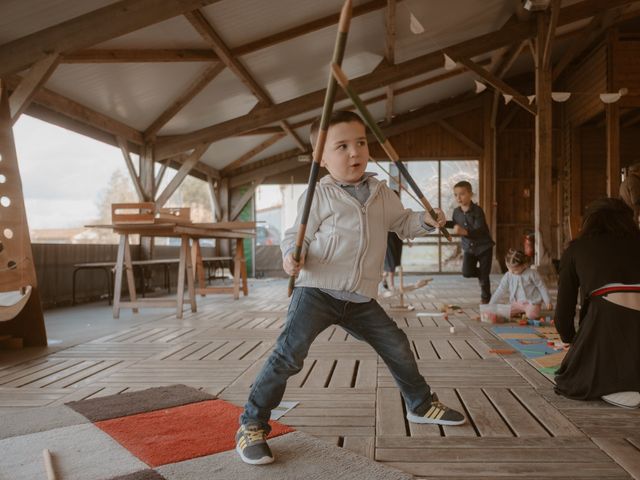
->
<box><xmin>13</xmin><ymin>115</ymin><xmax>130</xmax><ymax>229</ymax></box>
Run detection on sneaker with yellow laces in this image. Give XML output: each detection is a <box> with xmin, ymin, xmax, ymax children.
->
<box><xmin>236</xmin><ymin>424</ymin><xmax>274</xmax><ymax>465</ymax></box>
<box><xmin>406</xmin><ymin>393</ymin><xmax>466</xmax><ymax>426</ymax></box>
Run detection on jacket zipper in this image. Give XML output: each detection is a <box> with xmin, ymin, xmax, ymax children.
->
<box><xmin>325</xmin><ymin>181</ymin><xmax>383</xmax><ymax>291</ymax></box>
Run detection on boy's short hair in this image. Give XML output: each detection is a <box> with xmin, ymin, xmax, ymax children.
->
<box><xmin>453</xmin><ymin>180</ymin><xmax>473</xmax><ymax>193</ymax></box>
<box><xmin>309</xmin><ymin>110</ymin><xmax>366</xmax><ymax>148</ymax></box>
<box><xmin>505</xmin><ymin>248</ymin><xmax>529</xmax><ymax>267</ymax></box>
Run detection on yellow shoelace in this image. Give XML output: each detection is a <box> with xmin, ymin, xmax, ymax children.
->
<box><xmin>244</xmin><ymin>428</ymin><xmax>266</xmax><ymax>444</ymax></box>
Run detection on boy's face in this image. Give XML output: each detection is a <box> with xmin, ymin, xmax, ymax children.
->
<box><xmin>453</xmin><ymin>186</ymin><xmax>472</xmax><ymax>206</ymax></box>
<box><xmin>320</xmin><ymin>121</ymin><xmax>369</xmax><ymax>184</ymax></box>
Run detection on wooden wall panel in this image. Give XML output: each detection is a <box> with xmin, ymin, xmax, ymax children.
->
<box><xmin>612</xmin><ymin>37</ymin><xmax>640</xmax><ymax>108</ymax></box>
<box><xmin>578</xmin><ymin>126</ymin><xmax>640</xmax><ymax>217</ymax></box>
<box><xmin>495</xmin><ymin>126</ymin><xmax>535</xmax><ymax>270</ymax></box>
<box><xmin>566</xmin><ymin>43</ymin><xmax>607</xmax><ymax>126</ymax></box>
<box><xmin>369</xmin><ymin>108</ymin><xmax>484</xmax><ymax>159</ymax></box>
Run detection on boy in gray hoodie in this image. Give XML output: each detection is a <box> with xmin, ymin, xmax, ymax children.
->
<box><xmin>236</xmin><ymin>111</ymin><xmax>466</xmax><ymax>465</ymax></box>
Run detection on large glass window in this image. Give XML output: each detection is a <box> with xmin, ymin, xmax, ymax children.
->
<box><xmin>370</xmin><ymin>159</ymin><xmax>479</xmax><ymax>273</ymax></box>
<box><xmin>14</xmin><ymin>116</ymin><xmax>139</xmax><ymax>244</ymax></box>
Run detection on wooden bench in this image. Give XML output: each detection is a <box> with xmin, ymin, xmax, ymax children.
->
<box><xmin>72</xmin><ymin>256</ymin><xmax>234</xmax><ymax>305</ymax></box>
<box><xmin>72</xmin><ymin>259</ymin><xmax>179</xmax><ymax>305</ymax></box>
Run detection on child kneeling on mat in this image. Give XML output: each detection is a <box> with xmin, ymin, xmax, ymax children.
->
<box><xmin>235</xmin><ymin>111</ymin><xmax>466</xmax><ymax>466</ymax></box>
<box><xmin>490</xmin><ymin>249</ymin><xmax>552</xmax><ymax>319</ymax></box>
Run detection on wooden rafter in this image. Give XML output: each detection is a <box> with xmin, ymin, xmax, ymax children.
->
<box><xmin>66</xmin><ymin>0</ymin><xmax>399</xmax><ymax>65</ymax></box>
<box><xmin>154</xmin><ymin>162</ymin><xmax>168</xmax><ymax>191</ymax></box>
<box><xmin>155</xmin><ymin>143</ymin><xmax>212</xmax><ymax>207</ymax></box>
<box><xmin>117</xmin><ymin>137</ymin><xmax>146</xmax><ymax>201</ymax></box>
<box><xmin>144</xmin><ymin>62</ymin><xmax>225</xmax><ymax>140</ymax></box>
<box><xmin>436</xmin><ymin>119</ymin><xmax>483</xmax><ymax>154</ymax></box>
<box><xmin>63</xmin><ymin>49</ymin><xmax>218</xmax><ymax>63</ymax></box>
<box><xmin>157</xmin><ymin>0</ymin><xmax>629</xmax><ymax>158</ymax></box>
<box><xmin>227</xmin><ymin>94</ymin><xmax>483</xmax><ymax>184</ymax></box>
<box><xmin>185</xmin><ymin>9</ymin><xmax>304</xmax><ymax>151</ymax></box>
<box><xmin>3</xmin><ymin>75</ymin><xmax>143</xmax><ymax>145</ymax></box>
<box><xmin>230</xmin><ymin>157</ymin><xmax>301</xmax><ymax>188</ymax></box>
<box><xmin>9</xmin><ymin>54</ymin><xmax>59</xmax><ymax>122</ymax></box>
<box><xmin>448</xmin><ymin>53</ymin><xmax>537</xmax><ymax>115</ymax></box>
<box><xmin>491</xmin><ymin>40</ymin><xmax>527</xmax><ymax>78</ymax></box>
<box><xmin>222</xmin><ymin>133</ymin><xmax>288</xmax><ymax>174</ymax></box>
<box><xmin>552</xmin><ymin>4</ymin><xmax>636</xmax><ymax>81</ymax></box>
<box><xmin>154</xmin><ymin>16</ymin><xmax>539</xmax><ymax>158</ymax></box>
<box><xmin>543</xmin><ymin>0</ymin><xmax>561</xmax><ymax>70</ymax></box>
<box><xmin>0</xmin><ymin>0</ymin><xmax>224</xmax><ymax>77</ymax></box>
<box><xmin>165</xmin><ymin>152</ymin><xmax>220</xmax><ymax>182</ymax></box>
<box><xmin>229</xmin><ymin>177</ymin><xmax>264</xmax><ymax>220</ymax></box>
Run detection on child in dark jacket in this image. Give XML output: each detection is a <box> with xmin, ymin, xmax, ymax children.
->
<box><xmin>446</xmin><ymin>181</ymin><xmax>495</xmax><ymax>303</ymax></box>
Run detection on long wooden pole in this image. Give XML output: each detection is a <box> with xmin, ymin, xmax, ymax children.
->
<box><xmin>331</xmin><ymin>63</ymin><xmax>452</xmax><ymax>241</ymax></box>
<box><xmin>288</xmin><ymin>0</ymin><xmax>353</xmax><ymax>296</ymax></box>
<box><xmin>43</xmin><ymin>449</ymin><xmax>57</xmax><ymax>480</ymax></box>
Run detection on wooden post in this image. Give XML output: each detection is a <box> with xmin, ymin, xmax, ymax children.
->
<box><xmin>534</xmin><ymin>12</ymin><xmax>554</xmax><ymax>272</ymax></box>
<box><xmin>606</xmin><ymin>30</ymin><xmax>621</xmax><ymax>197</ymax></box>
<box><xmin>139</xmin><ymin>144</ymin><xmax>156</xmax><ymax>261</ymax></box>
<box><xmin>569</xmin><ymin>127</ymin><xmax>582</xmax><ymax>239</ymax></box>
<box><xmin>0</xmin><ymin>80</ymin><xmax>47</xmax><ymax>346</ymax></box>
<box><xmin>483</xmin><ymin>93</ymin><xmax>500</xmax><ymax>272</ymax></box>
<box><xmin>218</xmin><ymin>178</ymin><xmax>230</xmax><ymax>257</ymax></box>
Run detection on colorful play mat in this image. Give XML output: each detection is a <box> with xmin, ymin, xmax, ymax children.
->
<box><xmin>491</xmin><ymin>325</ymin><xmax>567</xmax><ymax>377</ymax></box>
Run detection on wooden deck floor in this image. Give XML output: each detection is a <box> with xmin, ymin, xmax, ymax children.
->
<box><xmin>1</xmin><ymin>276</ymin><xmax>639</xmax><ymax>479</ymax></box>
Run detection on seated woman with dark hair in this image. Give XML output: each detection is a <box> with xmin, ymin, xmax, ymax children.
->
<box><xmin>555</xmin><ymin>198</ymin><xmax>640</xmax><ymax>408</ymax></box>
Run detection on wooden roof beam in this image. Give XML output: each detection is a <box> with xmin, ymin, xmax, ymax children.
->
<box><xmin>185</xmin><ymin>9</ymin><xmax>305</xmax><ymax>152</ymax></box>
<box><xmin>116</xmin><ymin>137</ymin><xmax>146</xmax><ymax>201</ymax></box>
<box><xmin>226</xmin><ymin>94</ymin><xmax>483</xmax><ymax>183</ymax></box>
<box><xmin>155</xmin><ymin>0</ymin><xmax>632</xmax><ymax>159</ymax></box>
<box><xmin>445</xmin><ymin>53</ymin><xmax>536</xmax><ymax>115</ymax></box>
<box><xmin>3</xmin><ymin>74</ymin><xmax>143</xmax><ymax>145</ymax></box>
<box><xmin>552</xmin><ymin>3</ymin><xmax>637</xmax><ymax>81</ymax></box>
<box><xmin>63</xmin><ymin>49</ymin><xmax>218</xmax><ymax>63</ymax></box>
<box><xmin>0</xmin><ymin>0</ymin><xmax>224</xmax><ymax>77</ymax></box>
<box><xmin>65</xmin><ymin>0</ymin><xmax>401</xmax><ymax>64</ymax></box>
<box><xmin>543</xmin><ymin>0</ymin><xmax>561</xmax><ymax>70</ymax></box>
<box><xmin>9</xmin><ymin>53</ymin><xmax>59</xmax><ymax>123</ymax></box>
<box><xmin>155</xmin><ymin>143</ymin><xmax>212</xmax><ymax>207</ymax></box>
<box><xmin>144</xmin><ymin>62</ymin><xmax>225</xmax><ymax>141</ymax></box>
<box><xmin>221</xmin><ymin>132</ymin><xmax>287</xmax><ymax>175</ymax></box>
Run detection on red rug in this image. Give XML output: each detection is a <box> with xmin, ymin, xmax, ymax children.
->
<box><xmin>96</xmin><ymin>399</ymin><xmax>294</xmax><ymax>467</ymax></box>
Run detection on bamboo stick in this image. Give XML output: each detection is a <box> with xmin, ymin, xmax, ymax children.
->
<box><xmin>288</xmin><ymin>0</ymin><xmax>353</xmax><ymax>296</ymax></box>
<box><xmin>43</xmin><ymin>449</ymin><xmax>57</xmax><ymax>480</ymax></box>
<box><xmin>331</xmin><ymin>63</ymin><xmax>453</xmax><ymax>242</ymax></box>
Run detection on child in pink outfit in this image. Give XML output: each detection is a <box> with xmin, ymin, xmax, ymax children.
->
<box><xmin>490</xmin><ymin>249</ymin><xmax>552</xmax><ymax>319</ymax></box>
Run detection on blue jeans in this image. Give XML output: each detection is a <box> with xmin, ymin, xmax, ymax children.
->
<box><xmin>240</xmin><ymin>287</ymin><xmax>432</xmax><ymax>432</ymax></box>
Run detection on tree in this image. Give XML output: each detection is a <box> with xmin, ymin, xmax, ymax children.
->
<box><xmin>91</xmin><ymin>169</ymin><xmax>137</xmax><ymax>243</ymax></box>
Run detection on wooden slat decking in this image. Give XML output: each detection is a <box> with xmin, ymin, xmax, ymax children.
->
<box><xmin>0</xmin><ymin>276</ymin><xmax>638</xmax><ymax>479</ymax></box>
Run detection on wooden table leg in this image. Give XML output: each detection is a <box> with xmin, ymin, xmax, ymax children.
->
<box><xmin>123</xmin><ymin>234</ymin><xmax>138</xmax><ymax>313</ymax></box>
<box><xmin>113</xmin><ymin>234</ymin><xmax>126</xmax><ymax>319</ymax></box>
<box><xmin>176</xmin><ymin>237</ymin><xmax>187</xmax><ymax>319</ymax></box>
<box><xmin>239</xmin><ymin>239</ymin><xmax>248</xmax><ymax>296</ymax></box>
<box><xmin>233</xmin><ymin>238</ymin><xmax>242</xmax><ymax>300</ymax></box>
<box><xmin>192</xmin><ymin>239</ymin><xmax>206</xmax><ymax>296</ymax></box>
<box><xmin>186</xmin><ymin>237</ymin><xmax>197</xmax><ymax>313</ymax></box>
